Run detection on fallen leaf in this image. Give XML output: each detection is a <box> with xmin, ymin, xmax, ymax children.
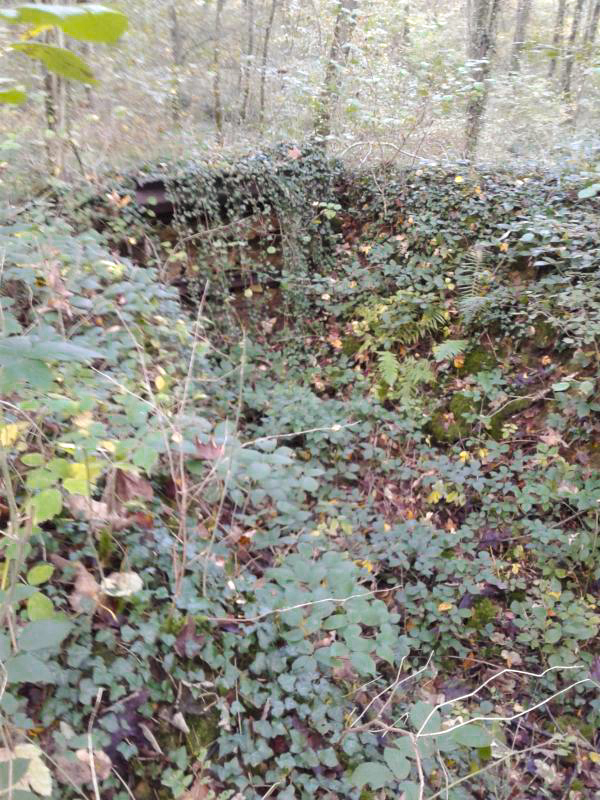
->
<box><xmin>182</xmin><ymin>776</ymin><xmax>212</xmax><ymax>800</ymax></box>
<box><xmin>438</xmin><ymin>602</ymin><xmax>453</xmax><ymax>612</ymax></box>
<box><xmin>0</xmin><ymin>743</ymin><xmax>52</xmax><ymax>797</ymax></box>
<box><xmin>101</xmin><ymin>571</ymin><xmax>143</xmax><ymax>597</ymax></box>
<box><xmin>114</xmin><ymin>468</ymin><xmax>154</xmax><ymax>504</ymax></box>
<box><xmin>66</xmin><ymin>495</ymin><xmax>130</xmax><ymax>532</ymax></box>
<box><xmin>70</xmin><ymin>563</ymin><xmax>102</xmax><ymax>614</ymax></box>
<box><xmin>287</xmin><ymin>146</ymin><xmax>302</xmax><ymax>160</ymax></box>
<box><xmin>196</xmin><ymin>440</ymin><xmax>225</xmax><ymax>460</ymax></box>
<box><xmin>75</xmin><ymin>749</ymin><xmax>112</xmax><ymax>781</ymax></box>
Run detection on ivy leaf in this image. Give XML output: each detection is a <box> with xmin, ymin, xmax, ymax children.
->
<box><xmin>6</xmin><ymin>653</ymin><xmax>54</xmax><ymax>684</ymax></box>
<box><xmin>350</xmin><ymin>762</ymin><xmax>394</xmax><ymax>790</ymax></box>
<box><xmin>26</xmin><ymin>592</ymin><xmax>55</xmax><ymax>621</ymax></box>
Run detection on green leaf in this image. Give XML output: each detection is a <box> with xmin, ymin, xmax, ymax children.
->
<box><xmin>1</xmin><ymin>4</ymin><xmax>128</xmax><ymax>43</ymax></box>
<box><xmin>450</xmin><ymin>722</ymin><xmax>493</xmax><ymax>748</ymax></box>
<box><xmin>410</xmin><ymin>701</ymin><xmax>441</xmax><ymax>734</ymax></box>
<box><xmin>27</xmin><ymin>563</ymin><xmax>54</xmax><ymax>586</ymax></box>
<box><xmin>27</xmin><ymin>592</ymin><xmax>55</xmax><ymax>621</ymax></box>
<box><xmin>578</xmin><ymin>183</ymin><xmax>600</xmax><ymax>200</ymax></box>
<box><xmin>0</xmin><ymin>335</ymin><xmax>103</xmax><ymax>364</ymax></box>
<box><xmin>545</xmin><ymin>625</ymin><xmax>562</xmax><ymax>644</ymax></box>
<box><xmin>350</xmin><ymin>762</ymin><xmax>394</xmax><ymax>790</ymax></box>
<box><xmin>31</xmin><ymin>488</ymin><xmax>62</xmax><ymax>523</ymax></box>
<box><xmin>0</xmin><ymin>78</ymin><xmax>26</xmax><ymax>104</ymax></box>
<box><xmin>11</xmin><ymin>43</ymin><xmax>97</xmax><ymax>83</ymax></box>
<box><xmin>6</xmin><ymin>653</ymin><xmax>54</xmax><ymax>684</ymax></box>
<box><xmin>383</xmin><ymin>748</ymin><xmax>411</xmax><ymax>780</ymax></box>
<box><xmin>21</xmin><ymin>453</ymin><xmax>45</xmax><ymax>467</ymax></box>
<box><xmin>350</xmin><ymin>651</ymin><xmax>377</xmax><ymax>676</ymax></box>
<box><xmin>18</xmin><ymin>619</ymin><xmax>72</xmax><ymax>651</ymax></box>
<box><xmin>247</xmin><ymin>461</ymin><xmax>271</xmax><ymax>480</ymax></box>
<box><xmin>0</xmin><ymin>759</ymin><xmax>30</xmax><ymax>793</ymax></box>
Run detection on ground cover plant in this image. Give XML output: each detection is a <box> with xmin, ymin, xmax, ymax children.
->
<box><xmin>1</xmin><ymin>145</ymin><xmax>600</xmax><ymax>799</ymax></box>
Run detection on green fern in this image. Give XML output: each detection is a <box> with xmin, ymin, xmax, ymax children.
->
<box><xmin>377</xmin><ymin>350</ymin><xmax>400</xmax><ymax>387</ymax></box>
<box><xmin>456</xmin><ymin>245</ymin><xmax>502</xmax><ymax>323</ymax></box>
<box><xmin>432</xmin><ymin>339</ymin><xmax>469</xmax><ymax>363</ymax></box>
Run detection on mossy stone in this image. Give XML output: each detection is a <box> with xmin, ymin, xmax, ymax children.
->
<box><xmin>427</xmin><ymin>392</ymin><xmax>474</xmax><ymax>443</ymax></box>
<box><xmin>342</xmin><ymin>336</ymin><xmax>362</xmax><ymax>357</ymax></box>
<box><xmin>459</xmin><ymin>346</ymin><xmax>497</xmax><ymax>376</ymax></box>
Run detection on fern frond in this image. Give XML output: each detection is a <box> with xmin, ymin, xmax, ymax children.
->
<box><xmin>377</xmin><ymin>350</ymin><xmax>400</xmax><ymax>387</ymax></box>
<box><xmin>432</xmin><ymin>339</ymin><xmax>469</xmax><ymax>363</ymax></box>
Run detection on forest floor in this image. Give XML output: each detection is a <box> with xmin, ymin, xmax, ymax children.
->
<box><xmin>1</xmin><ymin>146</ymin><xmax>600</xmax><ymax>800</ymax></box>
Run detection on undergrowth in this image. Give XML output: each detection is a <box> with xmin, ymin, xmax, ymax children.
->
<box><xmin>1</xmin><ymin>147</ymin><xmax>600</xmax><ymax>799</ymax></box>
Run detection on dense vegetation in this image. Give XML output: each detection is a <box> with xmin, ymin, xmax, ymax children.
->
<box><xmin>1</xmin><ymin>143</ymin><xmax>600</xmax><ymax>799</ymax></box>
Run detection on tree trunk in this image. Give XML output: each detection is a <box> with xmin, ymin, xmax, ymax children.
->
<box><xmin>169</xmin><ymin>2</ymin><xmax>184</xmax><ymax>128</ymax></box>
<box><xmin>313</xmin><ymin>0</ymin><xmax>359</xmax><ymax>143</ymax></box>
<box><xmin>212</xmin><ymin>0</ymin><xmax>225</xmax><ymax>145</ymax></box>
<box><xmin>584</xmin><ymin>0</ymin><xmax>600</xmax><ymax>44</ymax></box>
<box><xmin>562</xmin><ymin>0</ymin><xmax>585</xmax><ymax>103</ymax></box>
<box><xmin>510</xmin><ymin>0</ymin><xmax>533</xmax><ymax>72</ymax></box>
<box><xmin>464</xmin><ymin>0</ymin><xmax>502</xmax><ymax>159</ymax></box>
<box><xmin>240</xmin><ymin>0</ymin><xmax>255</xmax><ymax>121</ymax></box>
<box><xmin>548</xmin><ymin>0</ymin><xmax>567</xmax><ymax>78</ymax></box>
<box><xmin>258</xmin><ymin>0</ymin><xmax>278</xmax><ymax>132</ymax></box>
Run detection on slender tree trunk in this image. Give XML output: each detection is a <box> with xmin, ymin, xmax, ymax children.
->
<box><xmin>169</xmin><ymin>2</ymin><xmax>184</xmax><ymax>128</ymax></box>
<box><xmin>313</xmin><ymin>0</ymin><xmax>359</xmax><ymax>143</ymax></box>
<box><xmin>464</xmin><ymin>0</ymin><xmax>502</xmax><ymax>159</ymax></box>
<box><xmin>562</xmin><ymin>0</ymin><xmax>585</xmax><ymax>103</ymax></box>
<box><xmin>510</xmin><ymin>0</ymin><xmax>533</xmax><ymax>72</ymax></box>
<box><xmin>584</xmin><ymin>0</ymin><xmax>600</xmax><ymax>43</ymax></box>
<box><xmin>212</xmin><ymin>0</ymin><xmax>225</xmax><ymax>145</ymax></box>
<box><xmin>401</xmin><ymin>2</ymin><xmax>411</xmax><ymax>46</ymax></box>
<box><xmin>548</xmin><ymin>0</ymin><xmax>567</xmax><ymax>78</ymax></box>
<box><xmin>240</xmin><ymin>0</ymin><xmax>255</xmax><ymax>121</ymax></box>
<box><xmin>258</xmin><ymin>0</ymin><xmax>278</xmax><ymax>132</ymax></box>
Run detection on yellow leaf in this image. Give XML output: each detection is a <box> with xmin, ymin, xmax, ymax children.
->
<box><xmin>0</xmin><ymin>423</ymin><xmax>26</xmax><ymax>447</ymax></box>
<box><xmin>427</xmin><ymin>490</ymin><xmax>442</xmax><ymax>504</ymax></box>
<box><xmin>458</xmin><ymin>451</ymin><xmax>470</xmax><ymax>463</ymax></box>
<box><xmin>453</xmin><ymin>354</ymin><xmax>465</xmax><ymax>368</ymax></box>
<box><xmin>590</xmin><ymin>752</ymin><xmax>600</xmax><ymax>764</ymax></box>
<box><xmin>478</xmin><ymin>448</ymin><xmax>488</xmax><ymax>460</ymax></box>
<box><xmin>99</xmin><ymin>440</ymin><xmax>116</xmax><ymax>453</ymax></box>
<box><xmin>244</xmin><ymin>288</ymin><xmax>253</xmax><ymax>298</ymax></box>
<box><xmin>499</xmin><ymin>242</ymin><xmax>509</xmax><ymax>252</ymax></box>
<box><xmin>68</xmin><ymin>460</ymin><xmax>103</xmax><ymax>485</ymax></box>
<box><xmin>383</xmin><ymin>522</ymin><xmax>391</xmax><ymax>532</ymax></box>
<box><xmin>454</xmin><ymin>176</ymin><xmax>464</xmax><ymax>184</ymax></box>
<box><xmin>438</xmin><ymin>602</ymin><xmax>453</xmax><ymax>612</ymax></box>
<box><xmin>155</xmin><ymin>375</ymin><xmax>166</xmax><ymax>391</ymax></box>
<box><xmin>73</xmin><ymin>412</ymin><xmax>94</xmax><ymax>430</ymax></box>
<box><xmin>548</xmin><ymin>590</ymin><xmax>561</xmax><ymax>599</ymax></box>
<box><xmin>512</xmin><ymin>564</ymin><xmax>520</xmax><ymax>574</ymax></box>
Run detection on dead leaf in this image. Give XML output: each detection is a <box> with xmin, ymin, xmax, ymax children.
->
<box><xmin>0</xmin><ymin>743</ymin><xmax>52</xmax><ymax>797</ymax></box>
<box><xmin>182</xmin><ymin>776</ymin><xmax>212</xmax><ymax>800</ymax></box>
<box><xmin>195</xmin><ymin>440</ymin><xmax>225</xmax><ymax>460</ymax></box>
<box><xmin>101</xmin><ymin>571</ymin><xmax>143</xmax><ymax>597</ymax></box>
<box><xmin>287</xmin><ymin>146</ymin><xmax>302</xmax><ymax>160</ymax></box>
<box><xmin>75</xmin><ymin>749</ymin><xmax>112</xmax><ymax>781</ymax></box>
<box><xmin>66</xmin><ymin>495</ymin><xmax>130</xmax><ymax>532</ymax></box>
<box><xmin>71</xmin><ymin>563</ymin><xmax>102</xmax><ymax>614</ymax></box>
<box><xmin>114</xmin><ymin>469</ymin><xmax>154</xmax><ymax>504</ymax></box>
<box><xmin>540</xmin><ymin>428</ymin><xmax>565</xmax><ymax>447</ymax></box>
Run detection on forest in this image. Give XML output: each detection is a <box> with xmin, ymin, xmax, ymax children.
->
<box><xmin>0</xmin><ymin>1</ymin><xmax>600</xmax><ymax>799</ymax></box>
